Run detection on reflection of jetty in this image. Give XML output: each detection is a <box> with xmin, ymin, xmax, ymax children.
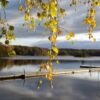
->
<box><xmin>0</xmin><ymin>68</ymin><xmax>100</xmax><ymax>81</ymax></box>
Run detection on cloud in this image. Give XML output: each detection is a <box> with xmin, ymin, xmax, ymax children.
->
<box><xmin>3</xmin><ymin>0</ymin><xmax>100</xmax><ymax>36</ymax></box>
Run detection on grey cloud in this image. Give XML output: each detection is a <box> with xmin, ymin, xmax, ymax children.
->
<box><xmin>1</xmin><ymin>0</ymin><xmax>100</xmax><ymax>38</ymax></box>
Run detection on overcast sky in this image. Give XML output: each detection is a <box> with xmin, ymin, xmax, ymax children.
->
<box><xmin>0</xmin><ymin>0</ymin><xmax>100</xmax><ymax>49</ymax></box>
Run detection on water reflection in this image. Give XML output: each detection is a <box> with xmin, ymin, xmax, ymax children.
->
<box><xmin>0</xmin><ymin>59</ymin><xmax>82</xmax><ymax>76</ymax></box>
<box><xmin>0</xmin><ymin>76</ymin><xmax>100</xmax><ymax>100</ymax></box>
<box><xmin>0</xmin><ymin>59</ymin><xmax>48</xmax><ymax>69</ymax></box>
<box><xmin>1</xmin><ymin>57</ymin><xmax>100</xmax><ymax>80</ymax></box>
<box><xmin>0</xmin><ymin>57</ymin><xmax>100</xmax><ymax>100</ymax></box>
<box><xmin>0</xmin><ymin>59</ymin><xmax>47</xmax><ymax>75</ymax></box>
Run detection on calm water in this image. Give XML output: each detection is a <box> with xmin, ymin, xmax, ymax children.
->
<box><xmin>0</xmin><ymin>56</ymin><xmax>100</xmax><ymax>100</ymax></box>
<box><xmin>1</xmin><ymin>56</ymin><xmax>100</xmax><ymax>80</ymax></box>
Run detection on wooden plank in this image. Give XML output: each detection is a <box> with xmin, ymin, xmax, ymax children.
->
<box><xmin>0</xmin><ymin>68</ymin><xmax>100</xmax><ymax>81</ymax></box>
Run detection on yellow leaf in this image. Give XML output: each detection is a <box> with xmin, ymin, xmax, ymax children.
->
<box><xmin>50</xmin><ymin>55</ymin><xmax>55</xmax><ymax>61</ymax></box>
<box><xmin>40</xmin><ymin>63</ymin><xmax>47</xmax><ymax>71</ymax></box>
<box><xmin>29</xmin><ymin>23</ymin><xmax>34</xmax><ymax>29</ymax></box>
<box><xmin>51</xmin><ymin>8</ymin><xmax>57</xmax><ymax>17</ymax></box>
<box><xmin>49</xmin><ymin>67</ymin><xmax>53</xmax><ymax>73</ymax></box>
<box><xmin>37</xmin><ymin>12</ymin><xmax>43</xmax><ymax>21</ymax></box>
<box><xmin>19</xmin><ymin>5</ymin><xmax>24</xmax><ymax>12</ymax></box>
<box><xmin>24</xmin><ymin>12</ymin><xmax>30</xmax><ymax>21</ymax></box>
<box><xmin>49</xmin><ymin>34</ymin><xmax>57</xmax><ymax>44</ymax></box>
<box><xmin>26</xmin><ymin>0</ymin><xmax>31</xmax><ymax>6</ymax></box>
<box><xmin>59</xmin><ymin>8</ymin><xmax>65</xmax><ymax>18</ymax></box>
<box><xmin>51</xmin><ymin>26</ymin><xmax>57</xmax><ymax>33</ymax></box>
<box><xmin>66</xmin><ymin>34</ymin><xmax>71</xmax><ymax>40</ymax></box>
<box><xmin>69</xmin><ymin>32</ymin><xmax>75</xmax><ymax>37</ymax></box>
<box><xmin>47</xmin><ymin>50</ymin><xmax>51</xmax><ymax>56</ymax></box>
<box><xmin>57</xmin><ymin>28</ymin><xmax>62</xmax><ymax>35</ymax></box>
<box><xmin>91</xmin><ymin>21</ymin><xmax>96</xmax><ymax>28</ymax></box>
<box><xmin>88</xmin><ymin>27</ymin><xmax>93</xmax><ymax>33</ymax></box>
<box><xmin>45</xmin><ymin>21</ymin><xmax>50</xmax><ymax>28</ymax></box>
<box><xmin>7</xmin><ymin>34</ymin><xmax>15</xmax><ymax>40</ymax></box>
<box><xmin>52</xmin><ymin>18</ymin><xmax>57</xmax><ymax>25</ymax></box>
<box><xmin>52</xmin><ymin>46</ymin><xmax>59</xmax><ymax>54</ymax></box>
<box><xmin>48</xmin><ymin>74</ymin><xmax>53</xmax><ymax>80</ymax></box>
<box><xmin>88</xmin><ymin>33</ymin><xmax>93</xmax><ymax>39</ymax></box>
<box><xmin>46</xmin><ymin>73</ymin><xmax>53</xmax><ymax>81</ymax></box>
<box><xmin>96</xmin><ymin>1</ymin><xmax>100</xmax><ymax>6</ymax></box>
<box><xmin>89</xmin><ymin>8</ymin><xmax>96</xmax><ymax>16</ymax></box>
<box><xmin>50</xmin><ymin>2</ymin><xmax>57</xmax><ymax>17</ymax></box>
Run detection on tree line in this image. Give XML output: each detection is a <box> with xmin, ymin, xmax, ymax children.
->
<box><xmin>1</xmin><ymin>43</ymin><xmax>100</xmax><ymax>57</ymax></box>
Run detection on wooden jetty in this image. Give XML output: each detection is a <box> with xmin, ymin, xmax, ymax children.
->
<box><xmin>0</xmin><ymin>68</ymin><xmax>100</xmax><ymax>81</ymax></box>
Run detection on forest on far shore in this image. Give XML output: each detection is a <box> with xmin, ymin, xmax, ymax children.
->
<box><xmin>0</xmin><ymin>43</ymin><xmax>100</xmax><ymax>57</ymax></box>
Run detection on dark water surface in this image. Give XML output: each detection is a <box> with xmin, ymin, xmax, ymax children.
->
<box><xmin>0</xmin><ymin>56</ymin><xmax>100</xmax><ymax>100</ymax></box>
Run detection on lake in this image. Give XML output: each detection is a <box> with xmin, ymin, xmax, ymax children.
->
<box><xmin>0</xmin><ymin>56</ymin><xmax>100</xmax><ymax>100</ymax></box>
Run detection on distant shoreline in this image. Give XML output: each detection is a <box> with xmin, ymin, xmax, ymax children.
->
<box><xmin>1</xmin><ymin>44</ymin><xmax>100</xmax><ymax>57</ymax></box>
